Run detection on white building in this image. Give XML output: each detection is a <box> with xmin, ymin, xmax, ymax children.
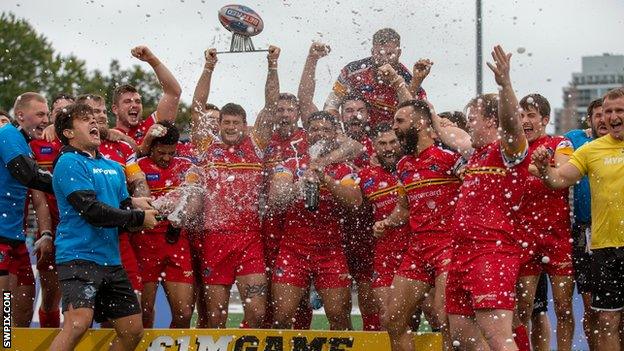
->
<box><xmin>555</xmin><ymin>53</ymin><xmax>624</xmax><ymax>134</ymax></box>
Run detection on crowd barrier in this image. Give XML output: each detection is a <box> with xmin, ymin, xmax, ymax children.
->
<box><xmin>10</xmin><ymin>328</ymin><xmax>442</xmax><ymax>350</ymax></box>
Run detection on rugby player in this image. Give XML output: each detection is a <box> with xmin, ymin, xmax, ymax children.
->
<box><xmin>134</xmin><ymin>122</ymin><xmax>194</xmax><ymax>328</ymax></box>
<box><xmin>0</xmin><ymin>92</ymin><xmax>54</xmax><ymax>327</ymax></box>
<box><xmin>189</xmin><ymin>48</ymin><xmax>219</xmax><ymax>328</ymax></box>
<box><xmin>49</xmin><ymin>103</ymin><xmax>157</xmax><ymax>351</ymax></box>
<box><xmin>381</xmin><ymin>100</ymin><xmax>462</xmax><ymax>351</ymax></box>
<box><xmin>292</xmin><ymin>42</ymin><xmax>379</xmax><ymax>330</ymax></box>
<box><xmin>194</xmin><ymin>46</ymin><xmax>283</xmax><ymax>328</ymax></box>
<box><xmin>563</xmin><ymin>98</ymin><xmax>607</xmax><ymax>349</ymax></box>
<box><xmin>269</xmin><ymin>111</ymin><xmax>362</xmax><ymax>330</ymax></box>
<box><xmin>533</xmin><ymin>87</ymin><xmax>624</xmax><ymax>351</ymax></box>
<box><xmin>29</xmin><ymin>93</ymin><xmax>74</xmax><ymax>328</ymax></box>
<box><xmin>436</xmin><ymin>46</ymin><xmax>530</xmax><ymax>350</ymax></box>
<box><xmin>515</xmin><ymin>93</ymin><xmax>575</xmax><ymax>351</ymax></box>
<box><xmin>112</xmin><ymin>46</ymin><xmax>181</xmax><ymax>150</ymax></box>
<box><xmin>357</xmin><ymin>123</ymin><xmax>410</xmax><ymax>333</ymax></box>
<box><xmin>324</xmin><ymin>28</ymin><xmax>427</xmax><ymax>127</ymax></box>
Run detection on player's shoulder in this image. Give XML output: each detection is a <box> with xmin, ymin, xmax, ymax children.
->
<box><xmin>116</xmin><ymin>140</ymin><xmax>135</xmax><ymax>154</ymax></box>
<box><xmin>0</xmin><ymin>124</ymin><xmax>24</xmax><ymax>144</ymax></box>
<box><xmin>564</xmin><ymin>129</ymin><xmax>585</xmax><ymax>139</ymax></box>
<box><xmin>397</xmin><ymin>154</ymin><xmax>416</xmax><ymax>169</ymax></box>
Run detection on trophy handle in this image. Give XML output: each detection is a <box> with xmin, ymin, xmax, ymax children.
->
<box><xmin>216</xmin><ymin>33</ymin><xmax>269</xmax><ymax>54</ymax></box>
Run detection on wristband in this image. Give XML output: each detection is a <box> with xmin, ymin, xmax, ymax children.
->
<box><xmin>41</xmin><ymin>230</ymin><xmax>54</xmax><ymax>239</ymax></box>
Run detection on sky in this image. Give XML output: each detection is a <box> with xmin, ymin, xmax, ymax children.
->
<box><xmin>2</xmin><ymin>0</ymin><xmax>624</xmax><ymax>128</ymax></box>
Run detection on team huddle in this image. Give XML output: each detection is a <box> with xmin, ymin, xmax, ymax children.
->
<box><xmin>0</xmin><ymin>27</ymin><xmax>623</xmax><ymax>351</ymax></box>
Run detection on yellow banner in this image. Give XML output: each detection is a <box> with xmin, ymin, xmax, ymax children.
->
<box><xmin>11</xmin><ymin>328</ymin><xmax>442</xmax><ymax>351</ymax></box>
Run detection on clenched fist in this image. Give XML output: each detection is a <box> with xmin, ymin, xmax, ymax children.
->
<box><xmin>131</xmin><ymin>45</ymin><xmax>158</xmax><ymax>63</ymax></box>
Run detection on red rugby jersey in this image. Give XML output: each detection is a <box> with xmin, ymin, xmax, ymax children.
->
<box><xmin>520</xmin><ymin>135</ymin><xmax>574</xmax><ymax>234</ymax></box>
<box><xmin>328</xmin><ymin>57</ymin><xmax>427</xmax><ymax>127</ymax></box>
<box><xmin>264</xmin><ymin>128</ymin><xmax>309</xmax><ymax>168</ymax></box>
<box><xmin>138</xmin><ymin>156</ymin><xmax>192</xmax><ymax>234</ymax></box>
<box><xmin>276</xmin><ymin>154</ymin><xmax>358</xmax><ymax>247</ymax></box>
<box><xmin>353</xmin><ymin>135</ymin><xmax>375</xmax><ymax>169</ymax></box>
<box><xmin>114</xmin><ymin>112</ymin><xmax>157</xmax><ymax>145</ymax></box>
<box><xmin>99</xmin><ymin>139</ymin><xmax>142</xmax><ymax>179</ymax></box>
<box><xmin>358</xmin><ymin>164</ymin><xmax>410</xmax><ymax>242</ymax></box>
<box><xmin>201</xmin><ymin>135</ymin><xmax>264</xmax><ymax>233</ymax></box>
<box><xmin>454</xmin><ymin>141</ymin><xmax>530</xmax><ymax>241</ymax></box>
<box><xmin>30</xmin><ymin>138</ymin><xmax>62</xmax><ymax>226</ymax></box>
<box><xmin>397</xmin><ymin>144</ymin><xmax>462</xmax><ymax>234</ymax></box>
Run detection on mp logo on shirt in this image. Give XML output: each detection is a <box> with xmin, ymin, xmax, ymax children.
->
<box><xmin>40</xmin><ymin>146</ymin><xmax>53</xmax><ymax>154</ymax></box>
<box><xmin>92</xmin><ymin>168</ymin><xmax>118</xmax><ymax>175</ymax></box>
<box><xmin>603</xmin><ymin>155</ymin><xmax>624</xmax><ymax>165</ymax></box>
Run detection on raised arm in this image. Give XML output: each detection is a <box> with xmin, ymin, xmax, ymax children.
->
<box><xmin>408</xmin><ymin>59</ymin><xmax>433</xmax><ymax>98</ymax></box>
<box><xmin>532</xmin><ymin>145</ymin><xmax>582</xmax><ymax>189</ymax></box>
<box><xmin>378</xmin><ymin>64</ymin><xmax>413</xmax><ymax>104</ymax></box>
<box><xmin>486</xmin><ymin>45</ymin><xmax>527</xmax><ymax>159</ymax></box>
<box><xmin>298</xmin><ymin>42</ymin><xmax>330</xmax><ymax>129</ymax></box>
<box><xmin>311</xmin><ymin>133</ymin><xmax>364</xmax><ymax>170</ymax></box>
<box><xmin>429</xmin><ymin>102</ymin><xmax>474</xmax><ymax>158</ymax></box>
<box><xmin>131</xmin><ymin>45</ymin><xmax>182</xmax><ymax>123</ymax></box>
<box><xmin>191</xmin><ymin>48</ymin><xmax>218</xmax><ymax>145</ymax></box>
<box><xmin>253</xmin><ymin>45</ymin><xmax>281</xmax><ymax>149</ymax></box>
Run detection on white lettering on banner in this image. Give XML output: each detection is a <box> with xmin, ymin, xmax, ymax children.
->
<box><xmin>92</xmin><ymin>168</ymin><xmax>118</xmax><ymax>175</ymax></box>
<box><xmin>3</xmin><ymin>291</ymin><xmax>11</xmax><ymax>348</ymax></box>
<box><xmin>144</xmin><ymin>335</ymin><xmax>357</xmax><ymax>351</ymax></box>
<box><xmin>196</xmin><ymin>335</ymin><xmax>234</xmax><ymax>351</ymax></box>
<box><xmin>603</xmin><ymin>156</ymin><xmax>624</xmax><ymax>165</ymax></box>
<box><xmin>147</xmin><ymin>336</ymin><xmax>173</xmax><ymax>351</ymax></box>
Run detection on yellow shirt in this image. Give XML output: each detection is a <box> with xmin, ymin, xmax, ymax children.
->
<box><xmin>569</xmin><ymin>134</ymin><xmax>624</xmax><ymax>249</ymax></box>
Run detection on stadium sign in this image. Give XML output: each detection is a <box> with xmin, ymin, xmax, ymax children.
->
<box><xmin>12</xmin><ymin>328</ymin><xmax>442</xmax><ymax>350</ymax></box>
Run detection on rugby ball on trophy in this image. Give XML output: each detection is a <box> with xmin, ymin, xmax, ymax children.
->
<box><xmin>218</xmin><ymin>4</ymin><xmax>264</xmax><ymax>37</ymax></box>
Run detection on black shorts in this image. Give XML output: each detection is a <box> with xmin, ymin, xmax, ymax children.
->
<box><xmin>57</xmin><ymin>260</ymin><xmax>141</xmax><ymax>323</ymax></box>
<box><xmin>590</xmin><ymin>247</ymin><xmax>624</xmax><ymax>311</ymax></box>
<box><xmin>532</xmin><ymin>273</ymin><xmax>549</xmax><ymax>315</ymax></box>
<box><xmin>571</xmin><ymin>222</ymin><xmax>592</xmax><ymax>294</ymax></box>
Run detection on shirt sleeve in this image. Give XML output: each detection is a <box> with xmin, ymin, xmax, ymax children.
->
<box><xmin>555</xmin><ymin>138</ymin><xmax>574</xmax><ymax>156</ymax></box>
<box><xmin>569</xmin><ymin>143</ymin><xmax>590</xmax><ymax>176</ymax></box>
<box><xmin>0</xmin><ymin>128</ymin><xmax>32</xmax><ymax>165</ymax></box>
<box><xmin>501</xmin><ymin>140</ymin><xmax>529</xmax><ymax>168</ymax></box>
<box><xmin>331</xmin><ymin>164</ymin><xmax>359</xmax><ymax>187</ymax></box>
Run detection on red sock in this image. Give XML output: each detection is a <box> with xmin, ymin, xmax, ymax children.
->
<box><xmin>513</xmin><ymin>325</ymin><xmax>530</xmax><ymax>351</ymax></box>
<box><xmin>38</xmin><ymin>308</ymin><xmax>60</xmax><ymax>328</ymax></box>
<box><xmin>293</xmin><ymin>305</ymin><xmax>313</xmax><ymax>330</ymax></box>
<box><xmin>361</xmin><ymin>313</ymin><xmax>381</xmax><ymax>331</ymax></box>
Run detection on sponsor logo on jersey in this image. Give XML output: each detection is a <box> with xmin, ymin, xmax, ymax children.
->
<box><xmin>92</xmin><ymin>168</ymin><xmax>118</xmax><ymax>175</ymax></box>
<box><xmin>146</xmin><ymin>173</ymin><xmax>160</xmax><ymax>181</ymax></box>
<box><xmin>40</xmin><ymin>146</ymin><xmax>53</xmax><ymax>155</ymax></box>
<box><xmin>363</xmin><ymin>178</ymin><xmax>375</xmax><ymax>190</ymax></box>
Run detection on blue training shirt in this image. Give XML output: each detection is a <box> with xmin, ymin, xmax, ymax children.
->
<box><xmin>564</xmin><ymin>129</ymin><xmax>593</xmax><ymax>224</ymax></box>
<box><xmin>0</xmin><ymin>124</ymin><xmax>34</xmax><ymax>241</ymax></box>
<box><xmin>53</xmin><ymin>149</ymin><xmax>129</xmax><ymax>266</ymax></box>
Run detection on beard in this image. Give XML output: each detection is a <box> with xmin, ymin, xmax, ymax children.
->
<box><xmin>397</xmin><ymin>127</ymin><xmax>419</xmax><ymax>155</ymax></box>
<box><xmin>378</xmin><ymin>154</ymin><xmax>398</xmax><ymax>172</ymax></box>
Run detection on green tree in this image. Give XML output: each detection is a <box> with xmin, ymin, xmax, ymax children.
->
<box><xmin>0</xmin><ymin>12</ymin><xmax>55</xmax><ymax>110</ymax></box>
<box><xmin>0</xmin><ymin>12</ymin><xmax>191</xmax><ymax>131</ymax></box>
